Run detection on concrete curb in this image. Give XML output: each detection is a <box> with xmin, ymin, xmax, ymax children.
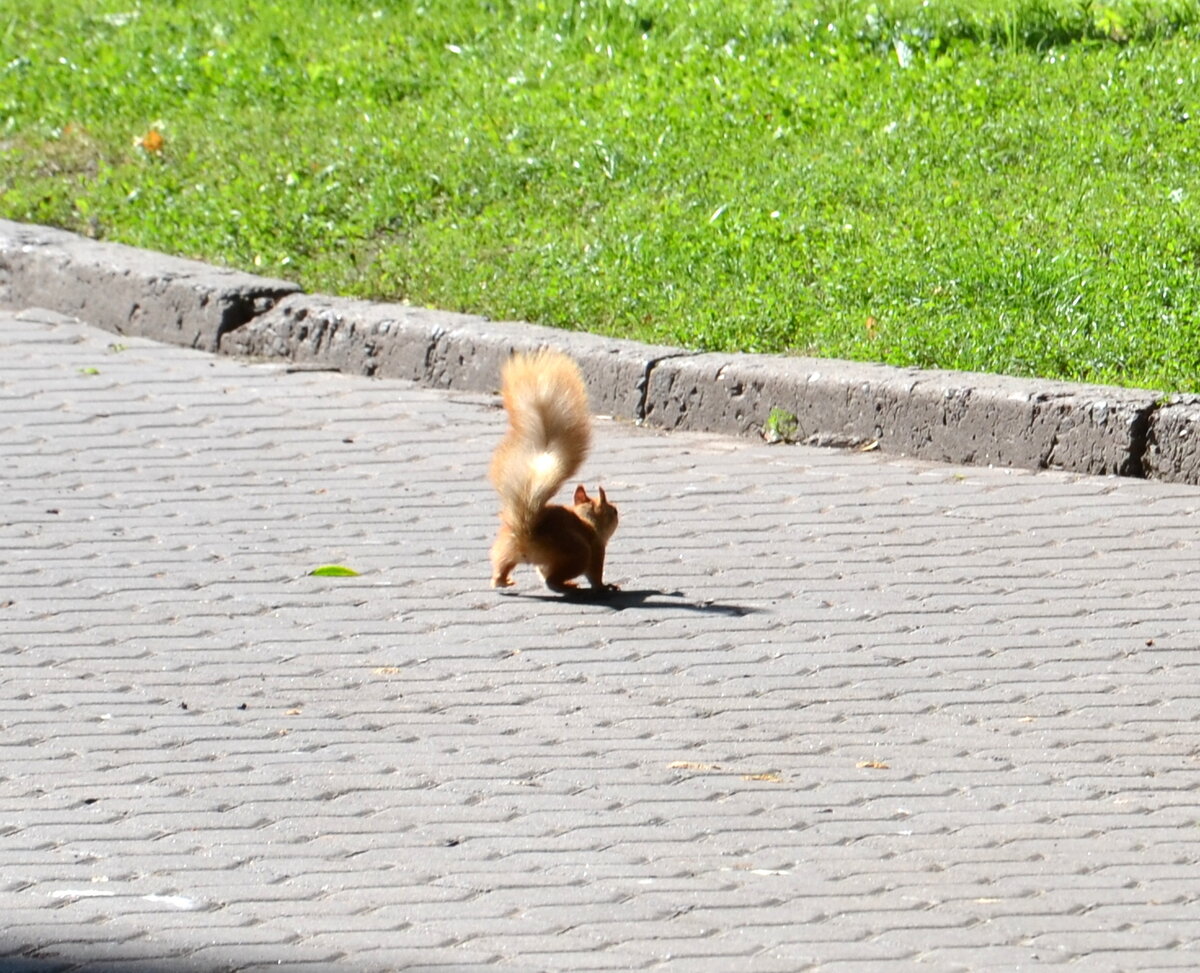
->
<box><xmin>3</xmin><ymin>218</ymin><xmax>1196</xmax><ymax>483</ymax></box>
<box><xmin>0</xmin><ymin>219</ymin><xmax>299</xmax><ymax>352</ymax></box>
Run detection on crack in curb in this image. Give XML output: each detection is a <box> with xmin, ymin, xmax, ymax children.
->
<box><xmin>635</xmin><ymin>352</ymin><xmax>697</xmax><ymax>424</ymax></box>
<box><xmin>212</xmin><ymin>292</ymin><xmax>290</xmax><ymax>352</ymax></box>
<box><xmin>1127</xmin><ymin>402</ymin><xmax>1153</xmax><ymax>480</ymax></box>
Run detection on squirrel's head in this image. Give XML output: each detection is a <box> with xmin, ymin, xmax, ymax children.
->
<box><xmin>573</xmin><ymin>484</ymin><xmax>618</xmax><ymax>542</ymax></box>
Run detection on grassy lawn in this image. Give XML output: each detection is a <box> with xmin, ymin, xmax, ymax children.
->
<box><xmin>4</xmin><ymin>0</ymin><xmax>1200</xmax><ymax>390</ymax></box>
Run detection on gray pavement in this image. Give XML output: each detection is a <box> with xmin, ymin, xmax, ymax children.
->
<box><xmin>5</xmin><ymin>302</ymin><xmax>1200</xmax><ymax>973</ymax></box>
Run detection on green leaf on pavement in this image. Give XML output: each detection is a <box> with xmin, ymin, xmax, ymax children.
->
<box><xmin>309</xmin><ymin>565</ymin><xmax>360</xmax><ymax>577</ymax></box>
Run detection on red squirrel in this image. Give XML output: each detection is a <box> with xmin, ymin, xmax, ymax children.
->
<box><xmin>489</xmin><ymin>349</ymin><xmax>619</xmax><ymax>593</ymax></box>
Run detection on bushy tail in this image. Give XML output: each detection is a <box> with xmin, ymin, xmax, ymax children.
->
<box><xmin>489</xmin><ymin>349</ymin><xmax>592</xmax><ymax>538</ymax></box>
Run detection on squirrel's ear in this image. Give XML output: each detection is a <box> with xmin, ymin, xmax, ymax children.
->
<box><xmin>574</xmin><ymin>484</ymin><xmax>589</xmax><ymax>503</ymax></box>
<box><xmin>598</xmin><ymin>486</ymin><xmax>608</xmax><ymax>503</ymax></box>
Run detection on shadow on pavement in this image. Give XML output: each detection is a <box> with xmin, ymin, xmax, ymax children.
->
<box><xmin>0</xmin><ymin>951</ymin><xmax>487</xmax><ymax>973</ymax></box>
<box><xmin>502</xmin><ymin>587</ymin><xmax>763</xmax><ymax>616</ymax></box>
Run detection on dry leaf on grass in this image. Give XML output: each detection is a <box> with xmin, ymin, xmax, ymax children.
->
<box><xmin>137</xmin><ymin>129</ymin><xmax>165</xmax><ymax>154</ymax></box>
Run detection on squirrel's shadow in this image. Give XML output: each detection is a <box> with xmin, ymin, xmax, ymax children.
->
<box><xmin>499</xmin><ymin>587</ymin><xmax>762</xmax><ymax>617</ymax></box>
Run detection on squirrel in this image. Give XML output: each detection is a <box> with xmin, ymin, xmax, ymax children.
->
<box><xmin>489</xmin><ymin>348</ymin><xmax>619</xmax><ymax>594</ymax></box>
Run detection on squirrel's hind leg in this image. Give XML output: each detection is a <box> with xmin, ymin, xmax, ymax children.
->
<box><xmin>490</xmin><ymin>528</ymin><xmax>520</xmax><ymax>588</ymax></box>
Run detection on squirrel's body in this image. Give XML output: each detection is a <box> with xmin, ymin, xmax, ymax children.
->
<box><xmin>489</xmin><ymin>350</ymin><xmax>618</xmax><ymax>593</ymax></box>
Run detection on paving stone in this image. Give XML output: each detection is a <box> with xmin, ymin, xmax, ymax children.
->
<box><xmin>6</xmin><ymin>306</ymin><xmax>1200</xmax><ymax>972</ymax></box>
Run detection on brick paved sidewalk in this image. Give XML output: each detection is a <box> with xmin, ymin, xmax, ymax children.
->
<box><xmin>4</xmin><ymin>305</ymin><xmax>1200</xmax><ymax>973</ymax></box>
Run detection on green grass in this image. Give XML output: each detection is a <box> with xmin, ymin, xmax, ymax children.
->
<box><xmin>5</xmin><ymin>0</ymin><xmax>1200</xmax><ymax>390</ymax></box>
